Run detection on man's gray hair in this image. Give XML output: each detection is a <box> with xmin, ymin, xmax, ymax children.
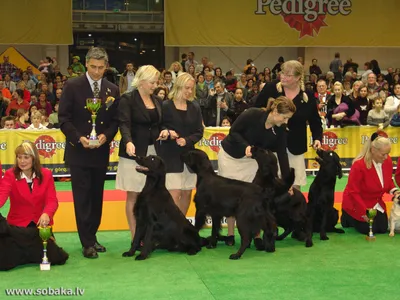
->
<box><xmin>86</xmin><ymin>47</ymin><xmax>108</xmax><ymax>64</ymax></box>
<box><xmin>214</xmin><ymin>79</ymin><xmax>225</xmax><ymax>88</ymax></box>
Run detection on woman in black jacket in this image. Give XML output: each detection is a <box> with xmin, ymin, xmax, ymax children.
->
<box><xmin>116</xmin><ymin>65</ymin><xmax>161</xmax><ymax>254</ymax></box>
<box><xmin>219</xmin><ymin>96</ymin><xmax>296</xmax><ymax>246</ymax></box>
<box><xmin>326</xmin><ymin>81</ymin><xmax>357</xmax><ymax>127</ymax></box>
<box><xmin>255</xmin><ymin>60</ymin><xmax>323</xmax><ymax>190</ymax></box>
<box><xmin>158</xmin><ymin>73</ymin><xmax>204</xmax><ymax>215</ymax></box>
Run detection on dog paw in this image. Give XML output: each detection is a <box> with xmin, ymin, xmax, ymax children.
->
<box><xmin>200</xmin><ymin>237</ymin><xmax>209</xmax><ymax>247</ymax></box>
<box><xmin>187</xmin><ymin>249</ymin><xmax>199</xmax><ymax>255</ymax></box>
<box><xmin>122</xmin><ymin>250</ymin><xmax>135</xmax><ymax>257</ymax></box>
<box><xmin>135</xmin><ymin>254</ymin><xmax>147</xmax><ymax>261</ymax></box>
<box><xmin>254</xmin><ymin>238</ymin><xmax>265</xmax><ymax>251</ymax></box>
<box><xmin>229</xmin><ymin>253</ymin><xmax>241</xmax><ymax>260</ymax></box>
<box><xmin>265</xmin><ymin>244</ymin><xmax>275</xmax><ymax>253</ymax></box>
<box><xmin>320</xmin><ymin>235</ymin><xmax>329</xmax><ymax>241</ymax></box>
<box><xmin>305</xmin><ymin>240</ymin><xmax>313</xmax><ymax>248</ymax></box>
<box><xmin>206</xmin><ymin>243</ymin><xmax>217</xmax><ymax>249</ymax></box>
<box><xmin>389</xmin><ymin>232</ymin><xmax>395</xmax><ymax>237</ymax></box>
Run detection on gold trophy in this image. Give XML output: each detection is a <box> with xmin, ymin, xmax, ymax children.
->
<box><xmin>86</xmin><ymin>98</ymin><xmax>102</xmax><ymax>146</ymax></box>
<box><xmin>365</xmin><ymin>209</ymin><xmax>377</xmax><ymax>241</ymax></box>
<box><xmin>38</xmin><ymin>226</ymin><xmax>52</xmax><ymax>270</ymax></box>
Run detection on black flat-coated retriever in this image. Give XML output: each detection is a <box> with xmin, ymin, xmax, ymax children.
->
<box><xmin>308</xmin><ymin>148</ymin><xmax>345</xmax><ymax>240</ymax></box>
<box><xmin>181</xmin><ymin>149</ymin><xmax>276</xmax><ymax>260</ymax></box>
<box><xmin>0</xmin><ymin>214</ymin><xmax>69</xmax><ymax>271</ymax></box>
<box><xmin>251</xmin><ymin>146</ymin><xmax>313</xmax><ymax>247</ymax></box>
<box><xmin>122</xmin><ymin>155</ymin><xmax>203</xmax><ymax>260</ymax></box>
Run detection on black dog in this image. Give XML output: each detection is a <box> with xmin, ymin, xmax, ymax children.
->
<box><xmin>181</xmin><ymin>149</ymin><xmax>276</xmax><ymax>260</ymax></box>
<box><xmin>0</xmin><ymin>214</ymin><xmax>69</xmax><ymax>271</ymax></box>
<box><xmin>251</xmin><ymin>146</ymin><xmax>312</xmax><ymax>247</ymax></box>
<box><xmin>122</xmin><ymin>155</ymin><xmax>203</xmax><ymax>260</ymax></box>
<box><xmin>308</xmin><ymin>148</ymin><xmax>345</xmax><ymax>241</ymax></box>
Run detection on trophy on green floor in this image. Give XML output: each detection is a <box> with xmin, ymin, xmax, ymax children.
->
<box><xmin>86</xmin><ymin>98</ymin><xmax>102</xmax><ymax>146</ymax></box>
<box><xmin>38</xmin><ymin>226</ymin><xmax>52</xmax><ymax>271</ymax></box>
<box><xmin>365</xmin><ymin>208</ymin><xmax>377</xmax><ymax>241</ymax></box>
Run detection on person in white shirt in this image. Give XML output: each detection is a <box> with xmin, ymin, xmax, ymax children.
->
<box><xmin>168</xmin><ymin>61</ymin><xmax>184</xmax><ymax>83</ymax></box>
<box><xmin>27</xmin><ymin>111</ymin><xmax>47</xmax><ymax>130</ymax></box>
<box><xmin>341</xmin><ymin>132</ymin><xmax>400</xmax><ymax>234</ymax></box>
<box><xmin>384</xmin><ymin>83</ymin><xmax>400</xmax><ymax>121</ymax></box>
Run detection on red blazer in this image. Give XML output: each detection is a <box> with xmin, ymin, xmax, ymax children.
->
<box><xmin>342</xmin><ymin>156</ymin><xmax>396</xmax><ymax>221</ymax></box>
<box><xmin>0</xmin><ymin>168</ymin><xmax>58</xmax><ymax>227</ymax></box>
<box><xmin>395</xmin><ymin>159</ymin><xmax>400</xmax><ymax>187</ymax></box>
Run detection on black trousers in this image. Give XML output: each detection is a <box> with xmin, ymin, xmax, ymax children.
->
<box><xmin>70</xmin><ymin>165</ymin><xmax>107</xmax><ymax>248</ymax></box>
<box><xmin>341</xmin><ymin>210</ymin><xmax>388</xmax><ymax>235</ymax></box>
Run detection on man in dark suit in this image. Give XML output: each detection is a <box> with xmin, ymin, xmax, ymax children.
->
<box><xmin>58</xmin><ymin>47</ymin><xmax>119</xmax><ymax>259</ymax></box>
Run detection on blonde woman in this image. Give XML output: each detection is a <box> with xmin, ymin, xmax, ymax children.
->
<box><xmin>341</xmin><ymin>133</ymin><xmax>400</xmax><ymax>234</ymax></box>
<box><xmin>255</xmin><ymin>60</ymin><xmax>322</xmax><ymax>190</ymax></box>
<box><xmin>168</xmin><ymin>61</ymin><xmax>184</xmax><ymax>83</ymax></box>
<box><xmin>349</xmin><ymin>80</ymin><xmax>363</xmax><ymax>101</ymax></box>
<box><xmin>27</xmin><ymin>111</ymin><xmax>47</xmax><ymax>129</ymax></box>
<box><xmin>326</xmin><ymin>81</ymin><xmax>356</xmax><ymax>127</ymax></box>
<box><xmin>158</xmin><ymin>73</ymin><xmax>204</xmax><ymax>215</ymax></box>
<box><xmin>116</xmin><ymin>65</ymin><xmax>161</xmax><ymax>256</ymax></box>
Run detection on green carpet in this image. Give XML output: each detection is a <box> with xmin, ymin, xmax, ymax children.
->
<box><xmin>4</xmin><ymin>175</ymin><xmax>399</xmax><ymax>300</ymax></box>
<box><xmin>2</xmin><ymin>228</ymin><xmax>400</xmax><ymax>300</ymax></box>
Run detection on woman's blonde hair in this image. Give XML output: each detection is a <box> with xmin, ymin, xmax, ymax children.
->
<box><xmin>333</xmin><ymin>81</ymin><xmax>343</xmax><ymax>92</ymax></box>
<box><xmin>353</xmin><ymin>134</ymin><xmax>391</xmax><ymax>169</ymax></box>
<box><xmin>31</xmin><ymin>110</ymin><xmax>43</xmax><ymax>120</ymax></box>
<box><xmin>168</xmin><ymin>73</ymin><xmax>195</xmax><ymax>101</ymax></box>
<box><xmin>14</xmin><ymin>141</ymin><xmax>43</xmax><ymax>183</ymax></box>
<box><xmin>131</xmin><ymin>65</ymin><xmax>160</xmax><ymax>88</ymax></box>
<box><xmin>168</xmin><ymin>61</ymin><xmax>182</xmax><ymax>73</ymax></box>
<box><xmin>276</xmin><ymin>60</ymin><xmax>308</xmax><ymax>102</ymax></box>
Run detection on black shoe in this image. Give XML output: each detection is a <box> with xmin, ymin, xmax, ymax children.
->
<box><xmin>94</xmin><ymin>242</ymin><xmax>106</xmax><ymax>253</ymax></box>
<box><xmin>225</xmin><ymin>235</ymin><xmax>235</xmax><ymax>246</ymax></box>
<box><xmin>83</xmin><ymin>246</ymin><xmax>98</xmax><ymax>259</ymax></box>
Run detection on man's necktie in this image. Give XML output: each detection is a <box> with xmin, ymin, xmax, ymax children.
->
<box><xmin>93</xmin><ymin>81</ymin><xmax>100</xmax><ymax>98</ymax></box>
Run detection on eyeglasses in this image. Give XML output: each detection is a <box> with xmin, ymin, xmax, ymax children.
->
<box><xmin>279</xmin><ymin>72</ymin><xmax>296</xmax><ymax>77</ymax></box>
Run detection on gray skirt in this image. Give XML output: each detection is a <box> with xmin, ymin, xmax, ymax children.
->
<box><xmin>115</xmin><ymin>145</ymin><xmax>157</xmax><ymax>192</ymax></box>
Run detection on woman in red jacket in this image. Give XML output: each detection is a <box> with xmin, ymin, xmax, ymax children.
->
<box><xmin>341</xmin><ymin>132</ymin><xmax>400</xmax><ymax>234</ymax></box>
<box><xmin>0</xmin><ymin>142</ymin><xmax>58</xmax><ymax>227</ymax></box>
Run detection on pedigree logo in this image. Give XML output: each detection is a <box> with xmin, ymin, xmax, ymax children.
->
<box><xmin>109</xmin><ymin>139</ymin><xmax>120</xmax><ymax>155</ymax></box>
<box><xmin>321</xmin><ymin>131</ymin><xmax>347</xmax><ymax>151</ymax></box>
<box><xmin>34</xmin><ymin>135</ymin><xmax>65</xmax><ymax>158</ymax></box>
<box><xmin>255</xmin><ymin>0</ymin><xmax>352</xmax><ymax>38</ymax></box>
<box><xmin>197</xmin><ymin>133</ymin><xmax>226</xmax><ymax>153</ymax></box>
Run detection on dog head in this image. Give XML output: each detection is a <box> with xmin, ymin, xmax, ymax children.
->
<box><xmin>181</xmin><ymin>149</ymin><xmax>214</xmax><ymax>174</ymax></box>
<box><xmin>134</xmin><ymin>155</ymin><xmax>166</xmax><ymax>176</ymax></box>
<box><xmin>251</xmin><ymin>146</ymin><xmax>279</xmax><ymax>179</ymax></box>
<box><xmin>315</xmin><ymin>148</ymin><xmax>343</xmax><ymax>179</ymax></box>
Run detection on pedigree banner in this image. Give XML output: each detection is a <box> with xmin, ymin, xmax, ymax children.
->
<box><xmin>165</xmin><ymin>0</ymin><xmax>400</xmax><ymax>47</ymax></box>
<box><xmin>305</xmin><ymin>127</ymin><xmax>400</xmax><ymax>170</ymax></box>
<box><xmin>0</xmin><ymin>130</ymin><xmax>121</xmax><ymax>176</ymax></box>
<box><xmin>0</xmin><ymin>127</ymin><xmax>398</xmax><ymax>176</ymax></box>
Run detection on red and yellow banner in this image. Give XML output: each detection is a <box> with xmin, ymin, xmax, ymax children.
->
<box><xmin>165</xmin><ymin>0</ymin><xmax>400</xmax><ymax>47</ymax></box>
<box><xmin>0</xmin><ymin>127</ymin><xmax>399</xmax><ymax>176</ymax></box>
